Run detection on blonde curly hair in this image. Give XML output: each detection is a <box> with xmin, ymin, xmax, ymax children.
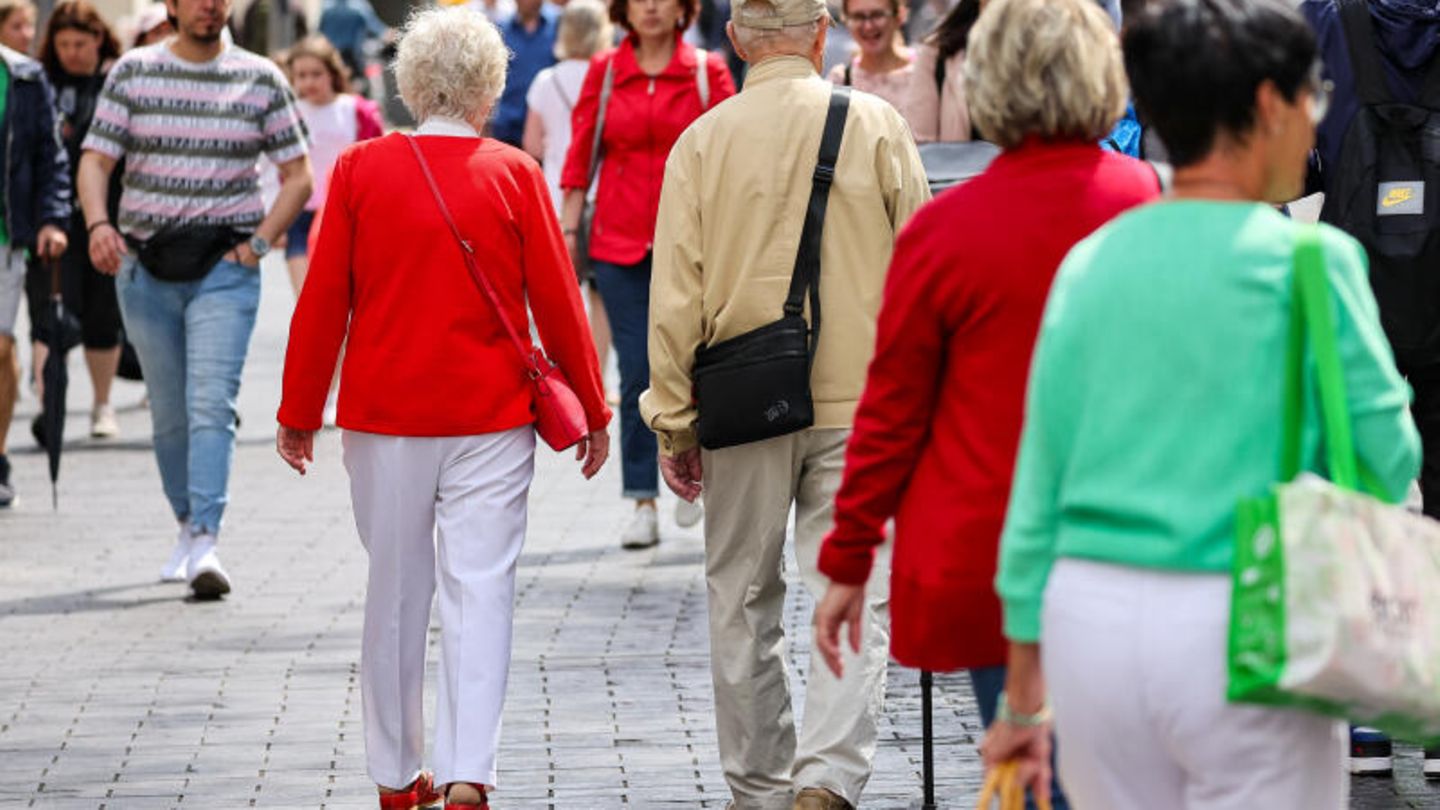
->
<box><xmin>964</xmin><ymin>0</ymin><xmax>1127</xmax><ymax>150</ymax></box>
<box><xmin>394</xmin><ymin>6</ymin><xmax>508</xmax><ymax>123</ymax></box>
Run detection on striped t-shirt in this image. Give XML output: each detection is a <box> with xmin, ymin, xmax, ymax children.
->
<box><xmin>82</xmin><ymin>43</ymin><xmax>308</xmax><ymax>241</ymax></box>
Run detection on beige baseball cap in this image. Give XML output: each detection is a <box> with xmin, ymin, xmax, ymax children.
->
<box><xmin>732</xmin><ymin>0</ymin><xmax>835</xmax><ymax>30</ymax></box>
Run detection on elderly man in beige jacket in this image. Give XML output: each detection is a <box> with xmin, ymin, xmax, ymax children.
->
<box><xmin>638</xmin><ymin>0</ymin><xmax>928</xmax><ymax>805</ymax></box>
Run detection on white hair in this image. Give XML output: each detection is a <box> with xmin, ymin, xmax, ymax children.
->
<box><xmin>394</xmin><ymin>6</ymin><xmax>508</xmax><ymax>123</ymax></box>
<box><xmin>732</xmin><ymin>18</ymin><xmax>821</xmax><ymax>59</ymax></box>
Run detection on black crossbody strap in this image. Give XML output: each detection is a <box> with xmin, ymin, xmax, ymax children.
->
<box><xmin>1339</xmin><ymin>0</ymin><xmax>1392</xmax><ymax>106</ymax></box>
<box><xmin>586</xmin><ymin>57</ymin><xmax>615</xmax><ymax>189</ymax></box>
<box><xmin>783</xmin><ymin>87</ymin><xmax>850</xmax><ymax>362</ymax></box>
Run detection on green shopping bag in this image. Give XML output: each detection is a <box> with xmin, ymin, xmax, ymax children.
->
<box><xmin>1228</xmin><ymin>226</ymin><xmax>1440</xmax><ymax>742</ymax></box>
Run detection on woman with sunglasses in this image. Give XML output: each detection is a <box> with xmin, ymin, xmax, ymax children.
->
<box><xmin>826</xmin><ymin>0</ymin><xmax>913</xmax><ymax>111</ymax></box>
<box><xmin>981</xmin><ymin>0</ymin><xmax>1417</xmax><ymax>807</ymax></box>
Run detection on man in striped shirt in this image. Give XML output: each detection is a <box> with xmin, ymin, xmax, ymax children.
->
<box><xmin>76</xmin><ymin>0</ymin><xmax>312</xmax><ymax>601</ymax></box>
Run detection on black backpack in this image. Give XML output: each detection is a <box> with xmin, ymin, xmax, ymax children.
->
<box><xmin>1321</xmin><ymin>0</ymin><xmax>1440</xmax><ymax>368</ymax></box>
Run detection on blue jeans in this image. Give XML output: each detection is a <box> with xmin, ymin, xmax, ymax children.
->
<box><xmin>592</xmin><ymin>256</ymin><xmax>658</xmax><ymax>499</ymax></box>
<box><xmin>969</xmin><ymin>666</ymin><xmax>1070</xmax><ymax>810</ymax></box>
<box><xmin>116</xmin><ymin>256</ymin><xmax>260</xmax><ymax>535</ymax></box>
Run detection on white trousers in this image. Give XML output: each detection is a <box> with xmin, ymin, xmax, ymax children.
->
<box><xmin>343</xmin><ymin>427</ymin><xmax>536</xmax><ymax>790</ymax></box>
<box><xmin>702</xmin><ymin>429</ymin><xmax>891</xmax><ymax>810</ymax></box>
<box><xmin>1042</xmin><ymin>558</ymin><xmax>1347</xmax><ymax>810</ymax></box>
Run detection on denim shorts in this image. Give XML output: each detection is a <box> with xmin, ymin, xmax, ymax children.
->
<box><xmin>285</xmin><ymin>210</ymin><xmax>316</xmax><ymax>259</ymax></box>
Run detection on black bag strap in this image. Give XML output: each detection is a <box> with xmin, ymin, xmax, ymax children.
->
<box><xmin>1340</xmin><ymin>0</ymin><xmax>1393</xmax><ymax>105</ymax></box>
<box><xmin>586</xmin><ymin>56</ymin><xmax>616</xmax><ymax>189</ymax></box>
<box><xmin>784</xmin><ymin>87</ymin><xmax>850</xmax><ymax>363</ymax></box>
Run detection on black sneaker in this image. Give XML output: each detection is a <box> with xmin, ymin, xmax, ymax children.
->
<box><xmin>1350</xmin><ymin>726</ymin><xmax>1394</xmax><ymax>776</ymax></box>
<box><xmin>1425</xmin><ymin>748</ymin><xmax>1440</xmax><ymax>779</ymax></box>
<box><xmin>0</xmin><ymin>454</ymin><xmax>13</xmax><ymax>508</ymax></box>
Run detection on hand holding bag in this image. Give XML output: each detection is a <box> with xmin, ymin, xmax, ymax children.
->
<box><xmin>691</xmin><ymin>88</ymin><xmax>850</xmax><ymax>450</ymax></box>
<box><xmin>406</xmin><ymin>135</ymin><xmax>589</xmax><ymax>452</ymax></box>
<box><xmin>1229</xmin><ymin>225</ymin><xmax>1440</xmax><ymax>742</ymax></box>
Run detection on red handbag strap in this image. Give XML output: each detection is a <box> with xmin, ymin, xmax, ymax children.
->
<box><xmin>404</xmin><ymin>134</ymin><xmax>540</xmax><ymax>378</ymax></box>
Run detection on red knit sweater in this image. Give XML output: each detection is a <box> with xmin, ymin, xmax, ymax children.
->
<box><xmin>278</xmin><ymin>133</ymin><xmax>611</xmax><ymax>436</ymax></box>
<box><xmin>816</xmin><ymin>142</ymin><xmax>1159</xmax><ymax>671</ymax></box>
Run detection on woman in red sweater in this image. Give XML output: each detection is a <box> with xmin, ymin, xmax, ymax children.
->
<box><xmin>276</xmin><ymin>8</ymin><xmax>610</xmax><ymax>809</ymax></box>
<box><xmin>812</xmin><ymin>0</ymin><xmax>1158</xmax><ymax>788</ymax></box>
<box><xmin>558</xmin><ymin>0</ymin><xmax>733</xmax><ymax>549</ymax></box>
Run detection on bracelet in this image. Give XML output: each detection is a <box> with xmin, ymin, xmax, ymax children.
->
<box><xmin>87</xmin><ymin>220</ymin><xmax>111</xmax><ymax>234</ymax></box>
<box><xmin>562</xmin><ymin>227</ymin><xmax>578</xmax><ymax>236</ymax></box>
<box><xmin>996</xmin><ymin>690</ymin><xmax>1052</xmax><ymax>727</ymax></box>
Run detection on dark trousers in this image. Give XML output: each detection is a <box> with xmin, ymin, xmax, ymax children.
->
<box><xmin>592</xmin><ymin>255</ymin><xmax>659</xmax><ymax>499</ymax></box>
<box><xmin>1400</xmin><ymin>365</ymin><xmax>1440</xmax><ymax>519</ymax></box>
<box><xmin>969</xmin><ymin>666</ymin><xmax>1070</xmax><ymax>810</ymax></box>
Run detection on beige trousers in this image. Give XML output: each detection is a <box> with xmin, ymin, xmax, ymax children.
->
<box><xmin>702</xmin><ymin>428</ymin><xmax>891</xmax><ymax>810</ymax></box>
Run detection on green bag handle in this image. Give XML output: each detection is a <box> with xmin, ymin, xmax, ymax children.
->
<box><xmin>1280</xmin><ymin>226</ymin><xmax>1360</xmax><ymax>491</ymax></box>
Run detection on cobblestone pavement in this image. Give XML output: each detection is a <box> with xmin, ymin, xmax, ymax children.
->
<box><xmin>0</xmin><ymin>259</ymin><xmax>1435</xmax><ymax>809</ymax></box>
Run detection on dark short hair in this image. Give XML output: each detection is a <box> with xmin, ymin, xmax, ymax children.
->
<box><xmin>1124</xmin><ymin>0</ymin><xmax>1316</xmax><ymax>168</ymax></box>
<box><xmin>608</xmin><ymin>0</ymin><xmax>698</xmax><ymax>33</ymax></box>
<box><xmin>38</xmin><ymin>0</ymin><xmax>121</xmax><ymax>78</ymax></box>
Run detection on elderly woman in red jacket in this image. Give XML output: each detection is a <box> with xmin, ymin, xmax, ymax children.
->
<box><xmin>276</xmin><ymin>7</ymin><xmax>610</xmax><ymax>808</ymax></box>
<box><xmin>558</xmin><ymin>0</ymin><xmax>733</xmax><ymax>550</ymax></box>
<box><xmin>813</xmin><ymin>0</ymin><xmax>1158</xmax><ymax>790</ymax></box>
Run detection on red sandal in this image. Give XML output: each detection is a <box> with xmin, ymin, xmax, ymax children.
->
<box><xmin>444</xmin><ymin>782</ymin><xmax>489</xmax><ymax>808</ymax></box>
<box><xmin>378</xmin><ymin>771</ymin><xmax>443</xmax><ymax>810</ymax></box>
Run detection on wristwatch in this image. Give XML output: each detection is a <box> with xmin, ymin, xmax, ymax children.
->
<box><xmin>248</xmin><ymin>234</ymin><xmax>271</xmax><ymax>259</ymax></box>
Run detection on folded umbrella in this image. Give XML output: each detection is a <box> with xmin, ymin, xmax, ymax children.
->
<box><xmin>40</xmin><ymin>257</ymin><xmax>80</xmax><ymax>509</ymax></box>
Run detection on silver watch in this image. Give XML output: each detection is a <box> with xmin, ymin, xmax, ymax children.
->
<box><xmin>248</xmin><ymin>234</ymin><xmax>271</xmax><ymax>259</ymax></box>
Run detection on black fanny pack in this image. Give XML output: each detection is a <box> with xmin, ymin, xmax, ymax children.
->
<box><xmin>128</xmin><ymin>225</ymin><xmax>244</xmax><ymax>282</ymax></box>
<box><xmin>692</xmin><ymin>88</ymin><xmax>850</xmax><ymax>451</ymax></box>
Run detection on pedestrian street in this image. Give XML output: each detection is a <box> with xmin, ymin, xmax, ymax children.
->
<box><xmin>0</xmin><ymin>259</ymin><xmax>1436</xmax><ymax>808</ymax></box>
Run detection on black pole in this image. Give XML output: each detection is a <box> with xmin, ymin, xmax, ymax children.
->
<box><xmin>921</xmin><ymin>669</ymin><xmax>936</xmax><ymax>809</ymax></box>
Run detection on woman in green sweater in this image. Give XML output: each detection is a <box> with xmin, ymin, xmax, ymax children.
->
<box><xmin>981</xmin><ymin>0</ymin><xmax>1421</xmax><ymax>807</ymax></box>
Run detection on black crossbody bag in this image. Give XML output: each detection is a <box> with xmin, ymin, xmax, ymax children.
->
<box><xmin>692</xmin><ymin>87</ymin><xmax>850</xmax><ymax>450</ymax></box>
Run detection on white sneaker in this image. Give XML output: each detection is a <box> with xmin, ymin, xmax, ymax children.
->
<box><xmin>620</xmin><ymin>504</ymin><xmax>660</xmax><ymax>550</ymax></box>
<box><xmin>186</xmin><ymin>533</ymin><xmax>232</xmax><ymax>599</ymax></box>
<box><xmin>675</xmin><ymin>497</ymin><xmax>703</xmax><ymax>529</ymax></box>
<box><xmin>160</xmin><ymin>522</ymin><xmax>193</xmax><ymax>582</ymax></box>
<box><xmin>90</xmin><ymin>403</ymin><xmax>120</xmax><ymax>439</ymax></box>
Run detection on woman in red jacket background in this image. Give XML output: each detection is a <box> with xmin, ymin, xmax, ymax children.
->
<box><xmin>812</xmin><ymin>0</ymin><xmax>1158</xmax><ymax>793</ymax></box>
<box><xmin>276</xmin><ymin>8</ymin><xmax>610</xmax><ymax>807</ymax></box>
<box><xmin>559</xmin><ymin>0</ymin><xmax>733</xmax><ymax>550</ymax></box>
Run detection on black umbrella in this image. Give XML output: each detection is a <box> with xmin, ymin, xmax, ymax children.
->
<box><xmin>40</xmin><ymin>257</ymin><xmax>80</xmax><ymax>509</ymax></box>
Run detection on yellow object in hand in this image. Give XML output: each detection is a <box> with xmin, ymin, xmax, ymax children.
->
<box><xmin>976</xmin><ymin>761</ymin><xmax>1053</xmax><ymax>810</ymax></box>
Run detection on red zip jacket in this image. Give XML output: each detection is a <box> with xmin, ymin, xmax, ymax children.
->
<box><xmin>816</xmin><ymin>142</ymin><xmax>1159</xmax><ymax>671</ymax></box>
<box><xmin>278</xmin><ymin>133</ymin><xmax>611</xmax><ymax>436</ymax></box>
<box><xmin>560</xmin><ymin>33</ymin><xmax>735</xmax><ymax>265</ymax></box>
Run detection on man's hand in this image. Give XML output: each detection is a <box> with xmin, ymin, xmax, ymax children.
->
<box><xmin>660</xmin><ymin>447</ymin><xmax>702</xmax><ymax>501</ymax></box>
<box><xmin>225</xmin><ymin>242</ymin><xmax>260</xmax><ymax>268</ymax></box>
<box><xmin>814</xmin><ymin>582</ymin><xmax>866</xmax><ymax>678</ymax></box>
<box><xmin>88</xmin><ymin>223</ymin><xmax>127</xmax><ymax>275</ymax></box>
<box><xmin>577</xmin><ymin>428</ymin><xmax>609</xmax><ymax>479</ymax></box>
<box><xmin>36</xmin><ymin>224</ymin><xmax>68</xmax><ymax>260</ymax></box>
<box><xmin>276</xmin><ymin>425</ymin><xmax>316</xmax><ymax>474</ymax></box>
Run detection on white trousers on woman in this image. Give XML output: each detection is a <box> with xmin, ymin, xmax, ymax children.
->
<box><xmin>1042</xmin><ymin>558</ymin><xmax>1347</xmax><ymax>810</ymax></box>
<box><xmin>342</xmin><ymin>427</ymin><xmax>536</xmax><ymax>791</ymax></box>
